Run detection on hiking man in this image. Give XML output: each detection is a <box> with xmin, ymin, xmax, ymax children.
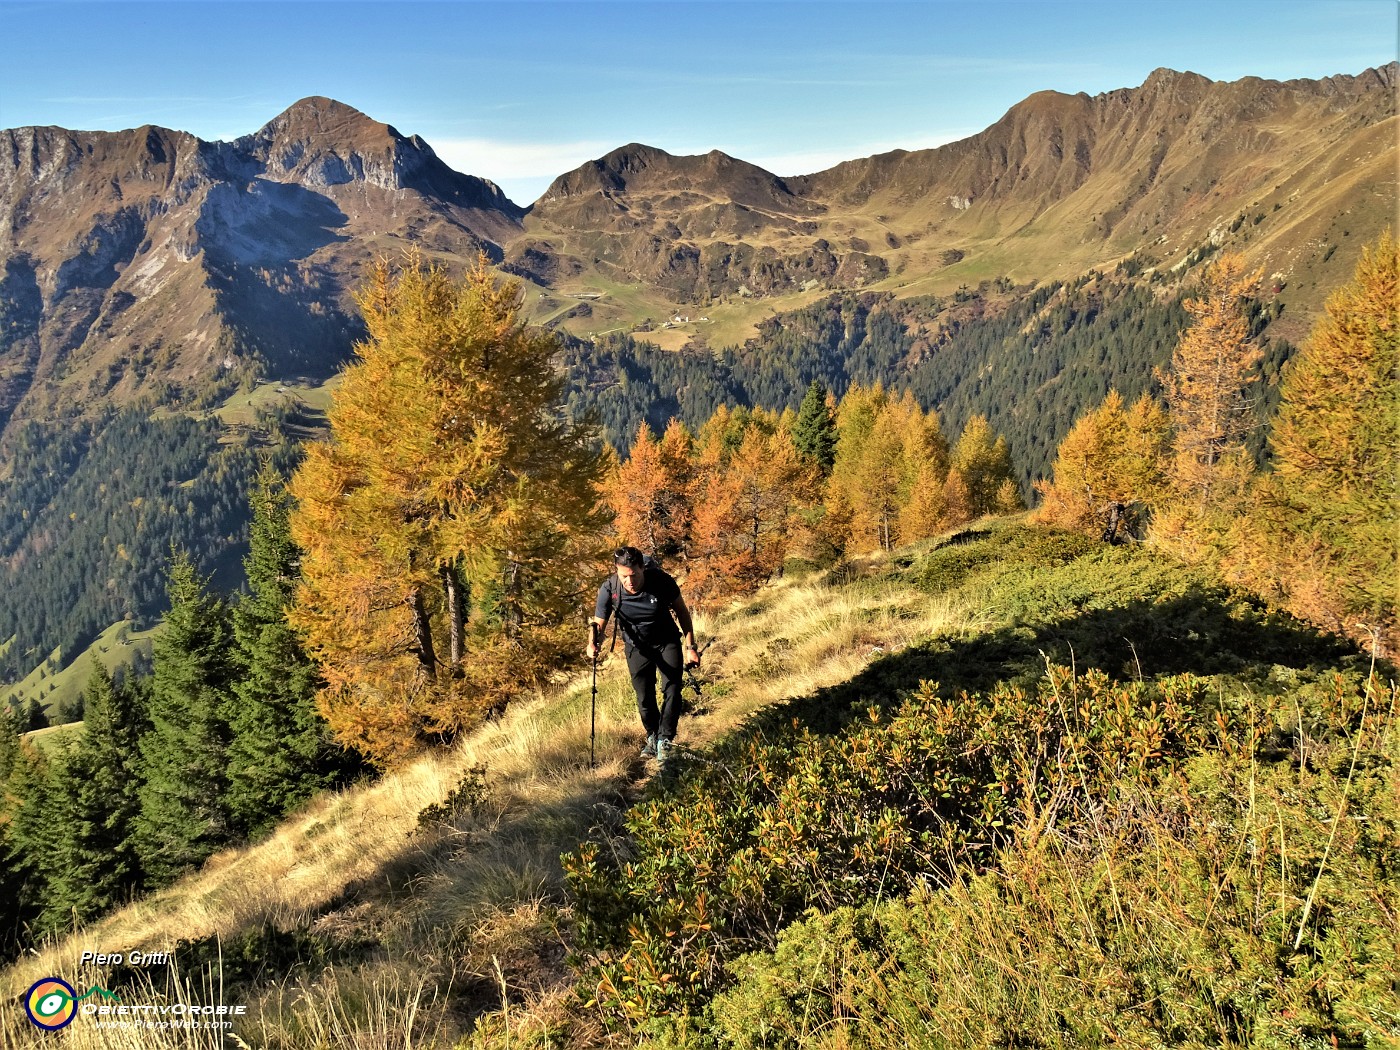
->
<box><xmin>588</xmin><ymin>546</ymin><xmax>699</xmax><ymax>765</ymax></box>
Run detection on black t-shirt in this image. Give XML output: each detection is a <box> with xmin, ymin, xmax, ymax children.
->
<box><xmin>595</xmin><ymin>567</ymin><xmax>682</xmax><ymax>645</ymax></box>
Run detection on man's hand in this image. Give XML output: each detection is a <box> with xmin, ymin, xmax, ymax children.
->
<box><xmin>683</xmin><ymin>644</ymin><xmax>700</xmax><ymax>669</ymax></box>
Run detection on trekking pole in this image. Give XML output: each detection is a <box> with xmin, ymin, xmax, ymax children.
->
<box><xmin>589</xmin><ymin>625</ymin><xmax>600</xmax><ymax>770</ymax></box>
<box><xmin>684</xmin><ymin>637</ymin><xmax>717</xmax><ymax>709</ymax></box>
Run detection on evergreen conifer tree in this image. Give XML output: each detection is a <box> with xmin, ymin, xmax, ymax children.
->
<box><xmin>2</xmin><ymin>740</ymin><xmax>56</xmax><ymax>940</ymax></box>
<box><xmin>0</xmin><ymin>707</ymin><xmax>36</xmax><ymax>951</ymax></box>
<box><xmin>134</xmin><ymin>551</ymin><xmax>236</xmax><ymax>886</ymax></box>
<box><xmin>37</xmin><ymin>666</ymin><xmax>147</xmax><ymax>931</ymax></box>
<box><xmin>226</xmin><ymin>463</ymin><xmax>350</xmax><ymax>837</ymax></box>
<box><xmin>32</xmin><ymin>740</ymin><xmax>85</xmax><ymax>935</ymax></box>
<box><xmin>792</xmin><ymin>380</ymin><xmax>838</xmax><ymax>474</ymax></box>
<box><xmin>22</xmin><ymin>698</ymin><xmax>47</xmax><ymax>733</ymax></box>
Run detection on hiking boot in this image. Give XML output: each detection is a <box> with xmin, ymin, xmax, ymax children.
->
<box><xmin>640</xmin><ymin>734</ymin><xmax>657</xmax><ymax>758</ymax></box>
<box><xmin>656</xmin><ymin>737</ymin><xmax>673</xmax><ymax>766</ymax></box>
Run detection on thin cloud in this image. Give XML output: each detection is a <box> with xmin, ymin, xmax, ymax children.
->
<box><xmin>431</xmin><ymin>137</ymin><xmax>619</xmax><ymax>203</ymax></box>
<box><xmin>432</xmin><ymin>137</ymin><xmax>614</xmax><ymax>179</ymax></box>
<box><xmin>40</xmin><ymin>95</ymin><xmax>231</xmax><ymax>105</ymax></box>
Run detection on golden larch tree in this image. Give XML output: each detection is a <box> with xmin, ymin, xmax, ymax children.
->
<box><xmin>950</xmin><ymin>415</ymin><xmax>1017</xmax><ymax>518</ymax></box>
<box><xmin>1151</xmin><ymin>253</ymin><xmax>1264</xmax><ymax>563</ymax></box>
<box><xmin>1033</xmin><ymin>390</ymin><xmax>1170</xmax><ymax>539</ymax></box>
<box><xmin>1156</xmin><ymin>253</ymin><xmax>1263</xmax><ymax>509</ymax></box>
<box><xmin>289</xmin><ymin>253</ymin><xmax>606</xmax><ymax>766</ymax></box>
<box><xmin>1267</xmin><ymin>233</ymin><xmax>1399</xmax><ymax>649</ymax></box>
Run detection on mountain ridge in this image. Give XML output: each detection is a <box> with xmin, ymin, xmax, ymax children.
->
<box><xmin>0</xmin><ymin>62</ymin><xmax>1394</xmax><ymax>695</ymax></box>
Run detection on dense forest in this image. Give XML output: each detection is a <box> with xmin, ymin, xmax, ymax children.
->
<box><xmin>560</xmin><ymin>268</ymin><xmax>1294</xmax><ymax>489</ymax></box>
<box><xmin>0</xmin><ymin>410</ymin><xmax>278</xmax><ymax>687</ymax></box>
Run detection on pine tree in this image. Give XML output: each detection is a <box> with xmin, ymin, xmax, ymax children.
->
<box><xmin>289</xmin><ymin>253</ymin><xmax>607</xmax><ymax>766</ymax></box>
<box><xmin>226</xmin><ymin>463</ymin><xmax>350</xmax><ymax>837</ymax></box>
<box><xmin>0</xmin><ymin>708</ymin><xmax>40</xmax><ymax>948</ymax></box>
<box><xmin>134</xmin><ymin>551</ymin><xmax>236</xmax><ymax>887</ymax></box>
<box><xmin>792</xmin><ymin>380</ymin><xmax>838</xmax><ymax>474</ymax></box>
<box><xmin>2</xmin><ymin>739</ymin><xmax>57</xmax><ymax>939</ymax></box>
<box><xmin>38</xmin><ymin>666</ymin><xmax>147</xmax><ymax>930</ymax></box>
<box><xmin>21</xmin><ymin>698</ymin><xmax>47</xmax><ymax>733</ymax></box>
<box><xmin>1268</xmin><ymin>233</ymin><xmax>1399</xmax><ymax>648</ymax></box>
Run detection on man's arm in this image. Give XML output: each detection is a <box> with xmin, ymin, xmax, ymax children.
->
<box><xmin>586</xmin><ymin>615</ymin><xmax>607</xmax><ymax>660</ymax></box>
<box><xmin>588</xmin><ymin>579</ymin><xmax>612</xmax><ymax>659</ymax></box>
<box><xmin>672</xmin><ymin>596</ymin><xmax>699</xmax><ymax>665</ymax></box>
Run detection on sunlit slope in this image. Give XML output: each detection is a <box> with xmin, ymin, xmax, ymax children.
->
<box><xmin>2</xmin><ymin>520</ymin><xmax>1389</xmax><ymax>1048</ymax></box>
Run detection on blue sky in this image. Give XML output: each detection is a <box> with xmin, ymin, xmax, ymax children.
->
<box><xmin>1</xmin><ymin>0</ymin><xmax>1395</xmax><ymax>205</ymax></box>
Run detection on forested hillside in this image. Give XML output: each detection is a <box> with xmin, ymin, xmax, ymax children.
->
<box><xmin>0</xmin><ymin>411</ymin><xmax>276</xmax><ymax>690</ymax></box>
<box><xmin>561</xmin><ymin>266</ymin><xmax>1291</xmax><ymax>487</ymax></box>
<box><xmin>0</xmin><ymin>233</ymin><xmax>1393</xmax><ymax>1050</ymax></box>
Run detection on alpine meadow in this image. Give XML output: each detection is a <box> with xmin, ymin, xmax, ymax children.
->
<box><xmin>0</xmin><ymin>40</ymin><xmax>1397</xmax><ymax>1050</ymax></box>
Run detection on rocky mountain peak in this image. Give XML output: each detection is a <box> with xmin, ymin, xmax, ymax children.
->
<box><xmin>536</xmin><ymin>142</ymin><xmax>811</xmax><ymax>217</ymax></box>
<box><xmin>234</xmin><ymin>96</ymin><xmax>521</xmax><ymax>215</ymax></box>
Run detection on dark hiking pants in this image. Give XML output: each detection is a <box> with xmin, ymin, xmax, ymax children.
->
<box><xmin>625</xmin><ymin>638</ymin><xmax>683</xmax><ymax>742</ymax></box>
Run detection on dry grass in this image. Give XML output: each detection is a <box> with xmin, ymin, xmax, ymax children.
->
<box><xmin>2</xmin><ymin>543</ymin><xmax>981</xmax><ymax>1048</ymax></box>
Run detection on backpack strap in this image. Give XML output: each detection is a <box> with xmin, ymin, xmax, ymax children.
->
<box><xmin>607</xmin><ymin>569</ymin><xmax>622</xmax><ymax>652</ymax></box>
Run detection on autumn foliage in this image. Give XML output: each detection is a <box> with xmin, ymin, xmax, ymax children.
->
<box><xmin>1033</xmin><ymin>238</ymin><xmax>1397</xmax><ymax>653</ymax></box>
<box><xmin>605</xmin><ymin>388</ymin><xmax>1020</xmax><ymax>603</ymax></box>
<box><xmin>1266</xmin><ymin>233</ymin><xmax>1398</xmax><ymax>647</ymax></box>
<box><xmin>289</xmin><ymin>254</ymin><xmax>606</xmax><ymax>765</ymax></box>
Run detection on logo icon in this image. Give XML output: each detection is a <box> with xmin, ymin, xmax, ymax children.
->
<box><xmin>25</xmin><ymin>978</ymin><xmax>78</xmax><ymax>1030</ymax></box>
<box><xmin>23</xmin><ymin>978</ymin><xmax>120</xmax><ymax>1030</ymax></box>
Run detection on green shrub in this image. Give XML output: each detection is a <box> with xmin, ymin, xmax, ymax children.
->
<box><xmin>700</xmin><ymin>673</ymin><xmax>1399</xmax><ymax>1049</ymax></box>
<box><xmin>565</xmin><ymin>661</ymin><xmax>1385</xmax><ymax>1033</ymax></box>
<box><xmin>914</xmin><ymin>525</ymin><xmax>1097</xmax><ymax>593</ymax></box>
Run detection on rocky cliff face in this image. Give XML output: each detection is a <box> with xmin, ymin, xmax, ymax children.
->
<box><xmin>787</xmin><ymin>61</ymin><xmax>1396</xmax><ymax>276</ymax></box>
<box><xmin>0</xmin><ymin>98</ymin><xmax>525</xmax><ymax>436</ymax></box>
<box><xmin>515</xmin><ymin>144</ymin><xmax>885</xmax><ymax>302</ymax></box>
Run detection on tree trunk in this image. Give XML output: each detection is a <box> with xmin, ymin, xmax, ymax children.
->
<box><xmin>503</xmin><ymin>557</ymin><xmax>523</xmax><ymax>643</ymax></box>
<box><xmin>408</xmin><ymin>586</ymin><xmax>437</xmax><ymax>678</ymax></box>
<box><xmin>1101</xmin><ymin>502</ymin><xmax>1125</xmax><ymax>544</ymax></box>
<box><xmin>441</xmin><ymin>562</ymin><xmax>467</xmax><ymax>669</ymax></box>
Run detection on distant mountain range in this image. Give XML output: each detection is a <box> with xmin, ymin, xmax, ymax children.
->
<box><xmin>0</xmin><ymin>63</ymin><xmax>1395</xmax><ymax>699</ymax></box>
<box><xmin>1</xmin><ymin>63</ymin><xmax>1394</xmax><ymax>438</ymax></box>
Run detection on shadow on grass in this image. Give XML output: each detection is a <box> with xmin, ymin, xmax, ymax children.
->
<box><xmin>737</xmin><ymin>582</ymin><xmax>1362</xmax><ymax>740</ymax></box>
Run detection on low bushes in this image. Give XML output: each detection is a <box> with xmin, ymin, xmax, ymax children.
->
<box><xmin>561</xmin><ymin>527</ymin><xmax>1396</xmax><ymax>1045</ymax></box>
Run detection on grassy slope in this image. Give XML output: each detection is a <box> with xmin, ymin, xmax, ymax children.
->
<box><xmin>1</xmin><ymin>519</ymin><xmax>1393</xmax><ymax>1048</ymax></box>
<box><xmin>1</xmin><ymin>620</ymin><xmax>159</xmax><ymax>725</ymax></box>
